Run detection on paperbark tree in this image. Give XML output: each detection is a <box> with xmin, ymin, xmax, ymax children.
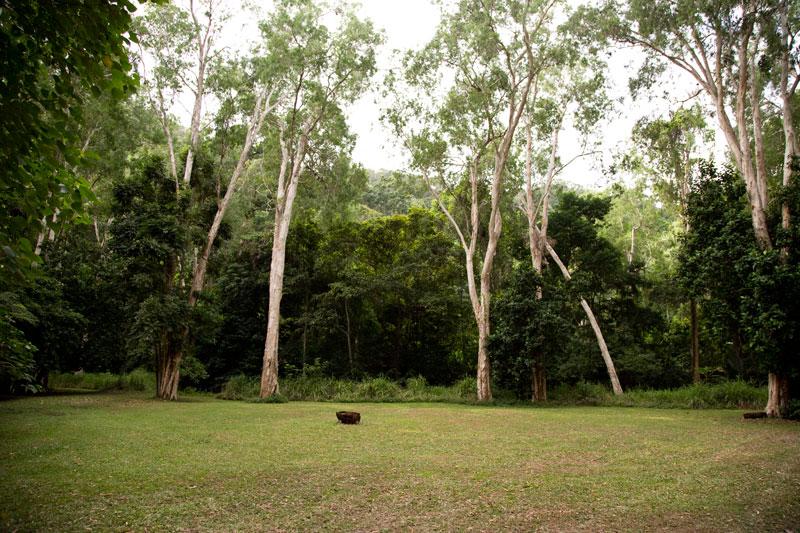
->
<box><xmin>133</xmin><ymin>4</ymin><xmax>193</xmax><ymax>187</ymax></box>
<box><xmin>135</xmin><ymin>1</ymin><xmax>222</xmax><ymax>190</ymax></box>
<box><xmin>520</xmin><ymin>71</ymin><xmax>623</xmax><ymax>398</ymax></box>
<box><xmin>137</xmin><ymin>2</ymin><xmax>281</xmax><ymax>399</ymax></box>
<box><xmin>259</xmin><ymin>0</ymin><xmax>381</xmax><ymax>398</ymax></box>
<box><xmin>778</xmin><ymin>0</ymin><xmax>799</xmax><ymax>252</ymax></box>
<box><xmin>182</xmin><ymin>0</ymin><xmax>220</xmax><ymax>187</ymax></box>
<box><xmin>599</xmin><ymin>0</ymin><xmax>799</xmax><ymax>415</ymax></box>
<box><xmin>388</xmin><ymin>0</ymin><xmax>558</xmax><ymax>401</ymax></box>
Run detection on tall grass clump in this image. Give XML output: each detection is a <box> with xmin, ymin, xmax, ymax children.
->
<box><xmin>48</xmin><ymin>369</ymin><xmax>155</xmax><ymax>392</ymax></box>
<box><xmin>552</xmin><ymin>380</ymin><xmax>766</xmax><ymax>409</ymax></box>
<box><xmin>217</xmin><ymin>375</ymin><xmax>764</xmax><ymax>408</ymax></box>
<box><xmin>615</xmin><ymin>380</ymin><xmax>767</xmax><ymax>409</ymax></box>
<box><xmin>218</xmin><ymin>374</ymin><xmax>485</xmax><ymax>403</ymax></box>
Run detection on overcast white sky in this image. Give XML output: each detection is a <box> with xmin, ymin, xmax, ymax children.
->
<box><xmin>166</xmin><ymin>0</ymin><xmax>722</xmax><ymax>190</ymax></box>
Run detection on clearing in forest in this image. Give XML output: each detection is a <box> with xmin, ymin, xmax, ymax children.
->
<box><xmin>0</xmin><ymin>392</ymin><xmax>798</xmax><ymax>531</ymax></box>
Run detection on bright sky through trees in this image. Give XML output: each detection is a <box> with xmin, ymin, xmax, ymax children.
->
<box><xmin>156</xmin><ymin>0</ymin><xmax>722</xmax><ymax>188</ymax></box>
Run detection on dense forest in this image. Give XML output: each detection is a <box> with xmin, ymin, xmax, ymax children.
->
<box><xmin>1</xmin><ymin>0</ymin><xmax>798</xmax><ymax>418</ymax></box>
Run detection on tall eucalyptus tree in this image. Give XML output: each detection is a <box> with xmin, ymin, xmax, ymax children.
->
<box><xmin>258</xmin><ymin>0</ymin><xmax>381</xmax><ymax>398</ymax></box>
<box><xmin>519</xmin><ymin>54</ymin><xmax>622</xmax><ymax>398</ymax></box>
<box><xmin>388</xmin><ymin>0</ymin><xmax>558</xmax><ymax>400</ymax></box>
<box><xmin>592</xmin><ymin>0</ymin><xmax>799</xmax><ymax>416</ymax></box>
<box><xmin>137</xmin><ymin>2</ymin><xmax>282</xmax><ymax>399</ymax></box>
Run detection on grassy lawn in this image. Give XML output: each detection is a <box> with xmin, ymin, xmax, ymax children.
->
<box><xmin>1</xmin><ymin>392</ymin><xmax>799</xmax><ymax>531</ymax></box>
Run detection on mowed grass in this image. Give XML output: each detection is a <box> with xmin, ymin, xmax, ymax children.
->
<box><xmin>1</xmin><ymin>393</ymin><xmax>799</xmax><ymax>532</ymax></box>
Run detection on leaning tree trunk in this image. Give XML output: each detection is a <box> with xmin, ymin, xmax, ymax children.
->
<box><xmin>543</xmin><ymin>237</ymin><xmax>624</xmax><ymax>395</ymax></box>
<box><xmin>189</xmin><ymin>89</ymin><xmax>273</xmax><ymax>306</ymax></box>
<box><xmin>578</xmin><ymin>297</ymin><xmax>623</xmax><ymax>395</ymax></box>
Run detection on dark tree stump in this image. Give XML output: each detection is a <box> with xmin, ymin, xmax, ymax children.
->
<box><xmin>336</xmin><ymin>411</ymin><xmax>361</xmax><ymax>424</ymax></box>
<box><xmin>743</xmin><ymin>411</ymin><xmax>767</xmax><ymax>419</ymax></box>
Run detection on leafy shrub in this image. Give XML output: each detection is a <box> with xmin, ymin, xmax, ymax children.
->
<box><xmin>219</xmin><ymin>374</ymin><xmax>259</xmax><ymax>400</ymax></box>
<box><xmin>220</xmin><ymin>374</ymin><xmax>484</xmax><ymax>403</ymax></box>
<box><xmin>550</xmin><ymin>381</ymin><xmax>612</xmax><ymax>404</ymax></box>
<box><xmin>216</xmin><ymin>375</ymin><xmax>766</xmax><ymax>410</ymax></box>
<box><xmin>405</xmin><ymin>375</ymin><xmax>428</xmax><ymax>392</ymax></box>
<box><xmin>356</xmin><ymin>377</ymin><xmax>401</xmax><ymax>400</ymax></box>
<box><xmin>251</xmin><ymin>393</ymin><xmax>289</xmax><ymax>404</ymax></box>
<box><xmin>125</xmin><ymin>368</ymin><xmax>155</xmax><ymax>391</ymax></box>
<box><xmin>785</xmin><ymin>399</ymin><xmax>800</xmax><ymax>421</ymax></box>
<box><xmin>453</xmin><ymin>376</ymin><xmax>477</xmax><ymax>400</ymax></box>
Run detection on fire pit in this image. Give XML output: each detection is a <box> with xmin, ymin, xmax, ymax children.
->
<box><xmin>336</xmin><ymin>411</ymin><xmax>361</xmax><ymax>424</ymax></box>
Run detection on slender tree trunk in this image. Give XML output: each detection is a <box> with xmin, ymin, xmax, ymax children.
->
<box><xmin>779</xmin><ymin>0</ymin><xmax>798</xmax><ymax>253</ymax></box>
<box><xmin>260</xmin><ymin>129</ymin><xmax>308</xmax><ymax>398</ymax></box>
<box><xmin>736</xmin><ymin>17</ymin><xmax>773</xmax><ymax>252</ymax></box>
<box><xmin>260</xmin><ymin>225</ymin><xmax>286</xmax><ymax>397</ymax></box>
<box><xmin>750</xmin><ymin>58</ymin><xmax>769</xmax><ymax>211</ymax></box>
<box><xmin>344</xmin><ymin>298</ymin><xmax>354</xmax><ymax>376</ymax></box>
<box><xmin>93</xmin><ymin>217</ymin><xmax>102</xmax><ymax>246</ymax></box>
<box><xmin>690</xmin><ymin>298</ymin><xmax>700</xmax><ymax>383</ymax></box>
<box><xmin>627</xmin><ymin>224</ymin><xmax>638</xmax><ymax>268</ymax></box>
<box><xmin>183</xmin><ymin>0</ymin><xmax>214</xmax><ymax>186</ymax></box>
<box><xmin>476</xmin><ymin>315</ymin><xmax>492</xmax><ymax>400</ymax></box>
<box><xmin>34</xmin><ymin>217</ymin><xmax>47</xmax><ymax>256</ymax></box>
<box><xmin>532</xmin><ymin>360</ymin><xmax>546</xmax><ymax>401</ymax></box>
<box><xmin>301</xmin><ymin>295</ymin><xmax>309</xmax><ymax>371</ymax></box>
<box><xmin>156</xmin><ymin>91</ymin><xmax>179</xmax><ymax>187</ymax></box>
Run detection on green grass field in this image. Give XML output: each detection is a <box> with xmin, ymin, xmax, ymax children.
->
<box><xmin>1</xmin><ymin>392</ymin><xmax>799</xmax><ymax>531</ymax></box>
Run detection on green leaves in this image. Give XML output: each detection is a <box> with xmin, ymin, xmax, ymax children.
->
<box><xmin>1</xmin><ymin>0</ymin><xmax>143</xmax><ymax>288</ymax></box>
